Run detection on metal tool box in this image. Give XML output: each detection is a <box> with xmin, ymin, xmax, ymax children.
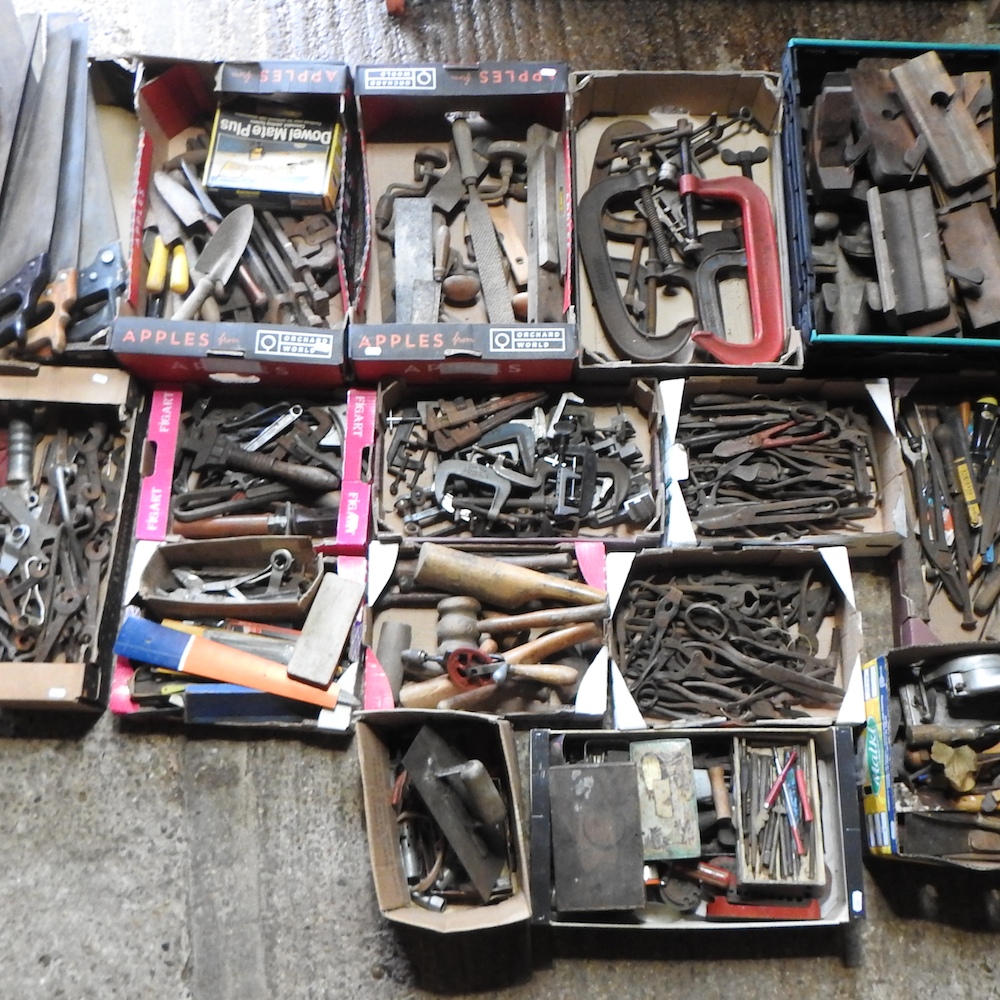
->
<box><xmin>782</xmin><ymin>38</ymin><xmax>1000</xmax><ymax>374</ymax></box>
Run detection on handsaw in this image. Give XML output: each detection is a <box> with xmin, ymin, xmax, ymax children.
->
<box><xmin>0</xmin><ymin>16</ymin><xmax>76</xmax><ymax>351</ymax></box>
<box><xmin>65</xmin><ymin>80</ymin><xmax>128</xmax><ymax>346</ymax></box>
<box><xmin>24</xmin><ymin>18</ymin><xmax>90</xmax><ymax>354</ymax></box>
<box><xmin>0</xmin><ymin>3</ymin><xmax>41</xmax><ymax>198</ymax></box>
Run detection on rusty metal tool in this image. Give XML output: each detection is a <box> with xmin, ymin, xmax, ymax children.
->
<box><xmin>450</xmin><ymin>114</ymin><xmax>514</xmax><ymax>322</ymax></box>
<box><xmin>183</xmin><ymin>422</ymin><xmax>340</xmax><ymax>492</ymax></box>
<box><xmin>526</xmin><ymin>123</ymin><xmax>563</xmax><ymax>323</ymax></box>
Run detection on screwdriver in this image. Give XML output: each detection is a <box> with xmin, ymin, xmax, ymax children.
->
<box><xmin>971</xmin><ymin>395</ymin><xmax>1000</xmax><ymax>477</ymax></box>
<box><xmin>145</xmin><ymin>234</ymin><xmax>169</xmax><ymax>317</ymax></box>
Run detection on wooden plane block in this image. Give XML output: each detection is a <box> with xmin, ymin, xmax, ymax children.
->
<box><xmin>285</xmin><ymin>571</ymin><xmax>365</xmax><ymax>688</ymax></box>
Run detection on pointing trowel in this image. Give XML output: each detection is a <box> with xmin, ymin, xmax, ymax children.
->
<box><xmin>172</xmin><ymin>204</ymin><xmax>254</xmax><ymax>321</ymax></box>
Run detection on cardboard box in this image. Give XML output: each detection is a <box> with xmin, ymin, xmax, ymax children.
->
<box><xmin>861</xmin><ymin>647</ymin><xmax>1000</xmax><ymax>879</ymax></box>
<box><xmin>890</xmin><ymin>376</ymin><xmax>1000</xmax><ymax>645</ymax></box>
<box><xmin>529</xmin><ymin>725</ymin><xmax>864</xmax><ymax>932</ymax></box>
<box><xmin>362</xmin><ymin>539</ymin><xmax>611</xmax><ymax>725</ymax></box>
<box><xmin>132</xmin><ymin>385</ymin><xmax>374</xmax><ymax>556</ymax></box>
<box><xmin>350</xmin><ymin>61</ymin><xmax>578</xmax><ymax>383</ymax></box>
<box><xmin>661</xmin><ymin>376</ymin><xmax>906</xmax><ymax>555</ymax></box>
<box><xmin>110</xmin><ymin>57</ymin><xmax>359</xmax><ymax>387</ymax></box>
<box><xmin>371</xmin><ymin>379</ymin><xmax>665</xmax><ymax>547</ymax></box>
<box><xmin>571</xmin><ymin>69</ymin><xmax>801</xmax><ymax>380</ymax></box>
<box><xmin>358</xmin><ymin>709</ymin><xmax>531</xmax><ymax>933</ymax></box>
<box><xmin>111</xmin><ymin>541</ymin><xmax>366</xmax><ymax>732</ymax></box>
<box><xmin>0</xmin><ymin>367</ymin><xmax>141</xmax><ymax>710</ymax></box>
<box><xmin>783</xmin><ymin>39</ymin><xmax>1000</xmax><ymax>374</ymax></box>
<box><xmin>605</xmin><ymin>546</ymin><xmax>865</xmax><ymax>728</ymax></box>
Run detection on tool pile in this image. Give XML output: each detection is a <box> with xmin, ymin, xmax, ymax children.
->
<box><xmin>169</xmin><ymin>393</ymin><xmax>344</xmax><ymax>539</ymax></box>
<box><xmin>372</xmin><ymin>114</ymin><xmax>565</xmax><ymax>325</ymax></box>
<box><xmin>0</xmin><ymin>406</ymin><xmax>124</xmax><ymax>663</ymax></box>
<box><xmin>372</xmin><ymin>543</ymin><xmax>605</xmax><ymax>716</ymax></box>
<box><xmin>676</xmin><ymin>393</ymin><xmax>880</xmax><ymax>537</ymax></box>
<box><xmin>535</xmin><ymin>730</ymin><xmax>831</xmax><ymax>923</ymax></box>
<box><xmin>804</xmin><ymin>50</ymin><xmax>1000</xmax><ymax>338</ymax></box>
<box><xmin>887</xmin><ymin>652</ymin><xmax>1000</xmax><ymax>865</ymax></box>
<box><xmin>144</xmin><ymin>160</ymin><xmax>343</xmax><ymax>327</ymax></box>
<box><xmin>577</xmin><ymin>110</ymin><xmax>785</xmax><ymax>365</ymax></box>
<box><xmin>734</xmin><ymin>738</ymin><xmax>822</xmax><ymax>889</ymax></box>
<box><xmin>616</xmin><ymin>569</ymin><xmax>844</xmax><ymax>723</ymax></box>
<box><xmin>383</xmin><ymin>389</ymin><xmax>656</xmax><ymax>539</ymax></box>
<box><xmin>0</xmin><ymin>13</ymin><xmax>124</xmax><ymax>359</ymax></box>
<box><xmin>389</xmin><ymin>724</ymin><xmax>516</xmax><ymax>911</ymax></box>
<box><xmin>897</xmin><ymin>395</ymin><xmax>1000</xmax><ymax>632</ymax></box>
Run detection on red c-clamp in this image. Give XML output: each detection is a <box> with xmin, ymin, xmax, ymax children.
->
<box><xmin>679</xmin><ymin>173</ymin><xmax>785</xmax><ymax>365</ymax></box>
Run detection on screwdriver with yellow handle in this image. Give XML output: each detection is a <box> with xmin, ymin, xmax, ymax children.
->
<box><xmin>145</xmin><ymin>238</ymin><xmax>191</xmax><ymax>318</ymax></box>
<box><xmin>144</xmin><ymin>234</ymin><xmax>169</xmax><ymax>317</ymax></box>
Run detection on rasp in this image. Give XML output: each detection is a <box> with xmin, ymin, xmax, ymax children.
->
<box><xmin>65</xmin><ymin>81</ymin><xmax>128</xmax><ymax>345</ymax></box>
<box><xmin>450</xmin><ymin>114</ymin><xmax>514</xmax><ymax>323</ymax></box>
<box><xmin>0</xmin><ymin>16</ymin><xmax>75</xmax><ymax>350</ymax></box>
<box><xmin>24</xmin><ymin>18</ymin><xmax>90</xmax><ymax>354</ymax></box>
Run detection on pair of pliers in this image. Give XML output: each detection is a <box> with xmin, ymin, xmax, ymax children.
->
<box><xmin>712</xmin><ymin>419</ymin><xmax>828</xmax><ymax>458</ymax></box>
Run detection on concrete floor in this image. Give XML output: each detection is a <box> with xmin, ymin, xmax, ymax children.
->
<box><xmin>5</xmin><ymin>2</ymin><xmax>1000</xmax><ymax>998</ymax></box>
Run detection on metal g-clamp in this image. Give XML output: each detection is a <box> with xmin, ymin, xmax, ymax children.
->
<box><xmin>679</xmin><ymin>173</ymin><xmax>785</xmax><ymax>365</ymax></box>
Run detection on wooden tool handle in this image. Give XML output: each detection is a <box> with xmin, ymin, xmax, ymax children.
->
<box><xmin>508</xmin><ymin>663</ymin><xmax>579</xmax><ymax>687</ymax></box>
<box><xmin>481</xmin><ymin>602</ymin><xmax>609</xmax><ymax>635</ymax></box>
<box><xmin>414</xmin><ymin>543</ymin><xmax>606</xmax><ymax>611</ymax></box>
<box><xmin>708</xmin><ymin>765</ymin><xmax>732</xmax><ymax>822</ymax></box>
<box><xmin>503</xmin><ymin>622</ymin><xmax>601</xmax><ymax>663</ymax></box>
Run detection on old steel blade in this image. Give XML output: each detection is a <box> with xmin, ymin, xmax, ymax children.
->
<box><xmin>0</xmin><ymin>17</ymin><xmax>76</xmax><ymax>349</ymax></box>
<box><xmin>526</xmin><ymin>123</ymin><xmax>563</xmax><ymax>323</ymax></box>
<box><xmin>66</xmin><ymin>82</ymin><xmax>128</xmax><ymax>345</ymax></box>
<box><xmin>153</xmin><ymin>171</ymin><xmax>208</xmax><ymax>230</ymax></box>
<box><xmin>465</xmin><ymin>192</ymin><xmax>514</xmax><ymax>323</ymax></box>
<box><xmin>451</xmin><ymin>114</ymin><xmax>514</xmax><ymax>323</ymax></box>
<box><xmin>25</xmin><ymin>19</ymin><xmax>90</xmax><ymax>354</ymax></box>
<box><xmin>0</xmin><ymin>6</ymin><xmax>40</xmax><ymax>196</ymax></box>
<box><xmin>178</xmin><ymin>160</ymin><xmax>223</xmax><ymax>221</ymax></box>
<box><xmin>393</xmin><ymin>197</ymin><xmax>434</xmax><ymax>323</ymax></box>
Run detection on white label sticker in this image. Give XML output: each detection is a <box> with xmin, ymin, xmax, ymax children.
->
<box><xmin>363</xmin><ymin>67</ymin><xmax>436</xmax><ymax>90</ymax></box>
<box><xmin>255</xmin><ymin>329</ymin><xmax>334</xmax><ymax>359</ymax></box>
